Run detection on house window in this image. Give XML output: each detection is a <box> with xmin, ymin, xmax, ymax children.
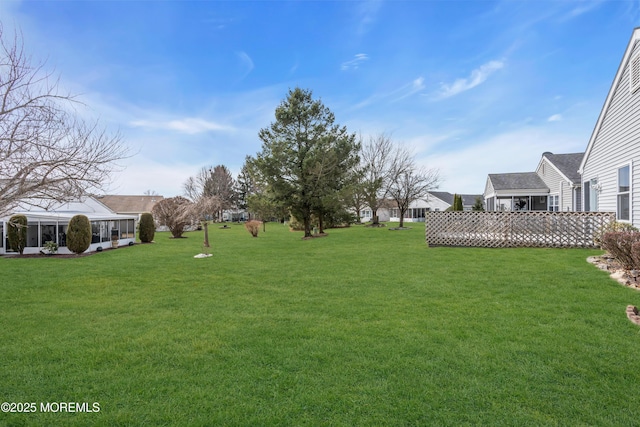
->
<box><xmin>548</xmin><ymin>195</ymin><xmax>559</xmax><ymax>212</ymax></box>
<box><xmin>618</xmin><ymin>164</ymin><xmax>631</xmax><ymax>221</ymax></box>
<box><xmin>631</xmin><ymin>53</ymin><xmax>640</xmax><ymax>93</ymax></box>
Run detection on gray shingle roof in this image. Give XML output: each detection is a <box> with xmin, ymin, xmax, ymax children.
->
<box><xmin>429</xmin><ymin>191</ymin><xmax>454</xmax><ymax>204</ymax></box>
<box><xmin>488</xmin><ymin>172</ymin><xmax>548</xmax><ymax>191</ymax></box>
<box><xmin>430</xmin><ymin>191</ymin><xmax>483</xmax><ymax>206</ymax></box>
<box><xmin>543</xmin><ymin>152</ymin><xmax>584</xmax><ymax>183</ymax></box>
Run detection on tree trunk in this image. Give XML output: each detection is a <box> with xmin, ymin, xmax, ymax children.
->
<box><xmin>318</xmin><ymin>212</ymin><xmax>324</xmax><ymax>234</ymax></box>
<box><xmin>303</xmin><ymin>216</ymin><xmax>312</xmax><ymax>238</ymax></box>
<box><xmin>399</xmin><ymin>209</ymin><xmax>405</xmax><ymax>228</ymax></box>
<box><xmin>372</xmin><ymin>210</ymin><xmax>379</xmax><ymax>225</ymax></box>
<box><xmin>203</xmin><ymin>221</ymin><xmax>210</xmax><ymax>247</ymax></box>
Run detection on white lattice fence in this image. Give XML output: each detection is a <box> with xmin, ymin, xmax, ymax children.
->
<box><xmin>425</xmin><ymin>211</ymin><xmax>616</xmax><ymax>248</ymax></box>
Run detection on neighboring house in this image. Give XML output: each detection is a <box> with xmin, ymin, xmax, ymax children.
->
<box><xmin>579</xmin><ymin>27</ymin><xmax>640</xmax><ymax>226</ymax></box>
<box><xmin>96</xmin><ymin>195</ymin><xmax>164</xmax><ymax>218</ymax></box>
<box><xmin>484</xmin><ymin>172</ymin><xmax>549</xmax><ymax>211</ymax></box>
<box><xmin>484</xmin><ymin>152</ymin><xmax>584</xmax><ymax>212</ymax></box>
<box><xmin>360</xmin><ymin>191</ymin><xmax>482</xmax><ymax>223</ymax></box>
<box><xmin>1</xmin><ymin>197</ymin><xmax>137</xmax><ymax>255</ymax></box>
<box><xmin>429</xmin><ymin>192</ymin><xmax>484</xmax><ymax>212</ymax></box>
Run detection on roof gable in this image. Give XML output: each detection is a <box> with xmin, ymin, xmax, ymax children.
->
<box><xmin>579</xmin><ymin>27</ymin><xmax>640</xmax><ymax>173</ymax></box>
<box><xmin>539</xmin><ymin>152</ymin><xmax>584</xmax><ymax>184</ymax></box>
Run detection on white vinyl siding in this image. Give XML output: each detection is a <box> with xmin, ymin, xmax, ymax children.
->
<box><xmin>536</xmin><ymin>158</ymin><xmax>574</xmax><ymax>211</ymax></box>
<box><xmin>581</xmin><ymin>38</ymin><xmax>640</xmax><ymax>227</ymax></box>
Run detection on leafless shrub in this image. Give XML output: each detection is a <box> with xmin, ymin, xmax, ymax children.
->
<box><xmin>601</xmin><ymin>231</ymin><xmax>640</xmax><ymax>270</ymax></box>
<box><xmin>245</xmin><ymin>220</ymin><xmax>261</xmax><ymax>237</ymax></box>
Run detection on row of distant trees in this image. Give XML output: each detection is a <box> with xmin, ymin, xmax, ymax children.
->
<box><xmin>167</xmin><ymin>88</ymin><xmax>441</xmax><ymax>238</ymax></box>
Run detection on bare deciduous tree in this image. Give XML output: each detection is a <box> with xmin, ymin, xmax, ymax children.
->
<box><xmin>151</xmin><ymin>196</ymin><xmax>192</xmax><ymax>238</ymax></box>
<box><xmin>360</xmin><ymin>133</ymin><xmax>409</xmax><ymax>225</ymax></box>
<box><xmin>183</xmin><ymin>168</ymin><xmax>223</xmax><ymax>248</ymax></box>
<box><xmin>0</xmin><ymin>25</ymin><xmax>129</xmax><ymax>217</ymax></box>
<box><xmin>387</xmin><ymin>151</ymin><xmax>440</xmax><ymax>228</ymax></box>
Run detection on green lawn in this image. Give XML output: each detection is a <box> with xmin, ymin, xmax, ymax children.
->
<box><xmin>2</xmin><ymin>223</ymin><xmax>640</xmax><ymax>425</ymax></box>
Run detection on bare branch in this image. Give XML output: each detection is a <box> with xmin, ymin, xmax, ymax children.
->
<box><xmin>0</xmin><ymin>24</ymin><xmax>129</xmax><ymax>216</ymax></box>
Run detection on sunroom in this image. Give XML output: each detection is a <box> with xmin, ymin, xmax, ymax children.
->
<box><xmin>484</xmin><ymin>172</ymin><xmax>550</xmax><ymax>212</ymax></box>
<box><xmin>1</xmin><ymin>198</ymin><xmax>137</xmax><ymax>255</ymax></box>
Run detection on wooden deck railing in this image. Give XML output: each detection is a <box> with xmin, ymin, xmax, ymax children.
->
<box><xmin>425</xmin><ymin>211</ymin><xmax>616</xmax><ymax>248</ymax></box>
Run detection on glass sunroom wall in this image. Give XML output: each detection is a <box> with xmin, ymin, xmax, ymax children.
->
<box><xmin>102</xmin><ymin>221</ymin><xmax>115</xmax><ymax>242</ymax></box>
<box><xmin>40</xmin><ymin>223</ymin><xmax>57</xmax><ymax>246</ymax></box>
<box><xmin>117</xmin><ymin>219</ymin><xmax>134</xmax><ymax>239</ymax></box>
<box><xmin>531</xmin><ymin>196</ymin><xmax>548</xmax><ymax>211</ymax></box>
<box><xmin>497</xmin><ymin>198</ymin><xmax>513</xmax><ymax>211</ymax></box>
<box><xmin>59</xmin><ymin>224</ymin><xmax>68</xmax><ymax>247</ymax></box>
<box><xmin>91</xmin><ymin>222</ymin><xmax>100</xmax><ymax>243</ymax></box>
<box><xmin>513</xmin><ymin>197</ymin><xmax>529</xmax><ymax>211</ymax></box>
<box><xmin>26</xmin><ymin>223</ymin><xmax>39</xmax><ymax>247</ymax></box>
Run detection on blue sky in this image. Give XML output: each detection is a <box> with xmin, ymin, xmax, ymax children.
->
<box><xmin>2</xmin><ymin>0</ymin><xmax>640</xmax><ymax>197</ymax></box>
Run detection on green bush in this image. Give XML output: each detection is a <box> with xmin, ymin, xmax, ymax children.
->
<box><xmin>139</xmin><ymin>212</ymin><xmax>155</xmax><ymax>243</ymax></box>
<box><xmin>8</xmin><ymin>214</ymin><xmax>27</xmax><ymax>255</ymax></box>
<box><xmin>67</xmin><ymin>215</ymin><xmax>91</xmax><ymax>254</ymax></box>
<box><xmin>44</xmin><ymin>241</ymin><xmax>58</xmax><ymax>254</ymax></box>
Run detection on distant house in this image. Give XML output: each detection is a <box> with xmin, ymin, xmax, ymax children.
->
<box><xmin>360</xmin><ymin>191</ymin><xmax>483</xmax><ymax>223</ymax></box>
<box><xmin>96</xmin><ymin>195</ymin><xmax>164</xmax><ymax>218</ymax></box>
<box><xmin>1</xmin><ymin>197</ymin><xmax>137</xmax><ymax>255</ymax></box>
<box><xmin>484</xmin><ymin>172</ymin><xmax>549</xmax><ymax>211</ymax></box>
<box><xmin>429</xmin><ymin>192</ymin><xmax>484</xmax><ymax>212</ymax></box>
<box><xmin>578</xmin><ymin>27</ymin><xmax>640</xmax><ymax>226</ymax></box>
<box><xmin>484</xmin><ymin>152</ymin><xmax>584</xmax><ymax>212</ymax></box>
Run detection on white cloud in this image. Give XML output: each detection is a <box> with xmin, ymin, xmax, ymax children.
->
<box><xmin>548</xmin><ymin>114</ymin><xmax>563</xmax><ymax>122</ymax></box>
<box><xmin>392</xmin><ymin>77</ymin><xmax>426</xmax><ymax>101</ymax></box>
<box><xmin>341</xmin><ymin>53</ymin><xmax>369</xmax><ymax>71</ymax></box>
<box><xmin>436</xmin><ymin>60</ymin><xmax>505</xmax><ymax>99</ymax></box>
<box><xmin>130</xmin><ymin>118</ymin><xmax>234</xmax><ymax>134</ymax></box>
<box><xmin>236</xmin><ymin>51</ymin><xmax>254</xmax><ymax>78</ymax></box>
<box><xmin>564</xmin><ymin>0</ymin><xmax>604</xmax><ymax>19</ymax></box>
<box><xmin>351</xmin><ymin>76</ymin><xmax>425</xmax><ymax>109</ymax></box>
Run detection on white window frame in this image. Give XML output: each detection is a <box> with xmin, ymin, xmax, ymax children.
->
<box><xmin>617</xmin><ymin>163</ymin><xmax>632</xmax><ymax>222</ymax></box>
<box><xmin>548</xmin><ymin>194</ymin><xmax>559</xmax><ymax>212</ymax></box>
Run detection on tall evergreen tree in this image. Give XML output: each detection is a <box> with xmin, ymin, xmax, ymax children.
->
<box><xmin>254</xmin><ymin>87</ymin><xmax>359</xmax><ymax>238</ymax></box>
<box><xmin>453</xmin><ymin>194</ymin><xmax>464</xmax><ymax>211</ymax></box>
